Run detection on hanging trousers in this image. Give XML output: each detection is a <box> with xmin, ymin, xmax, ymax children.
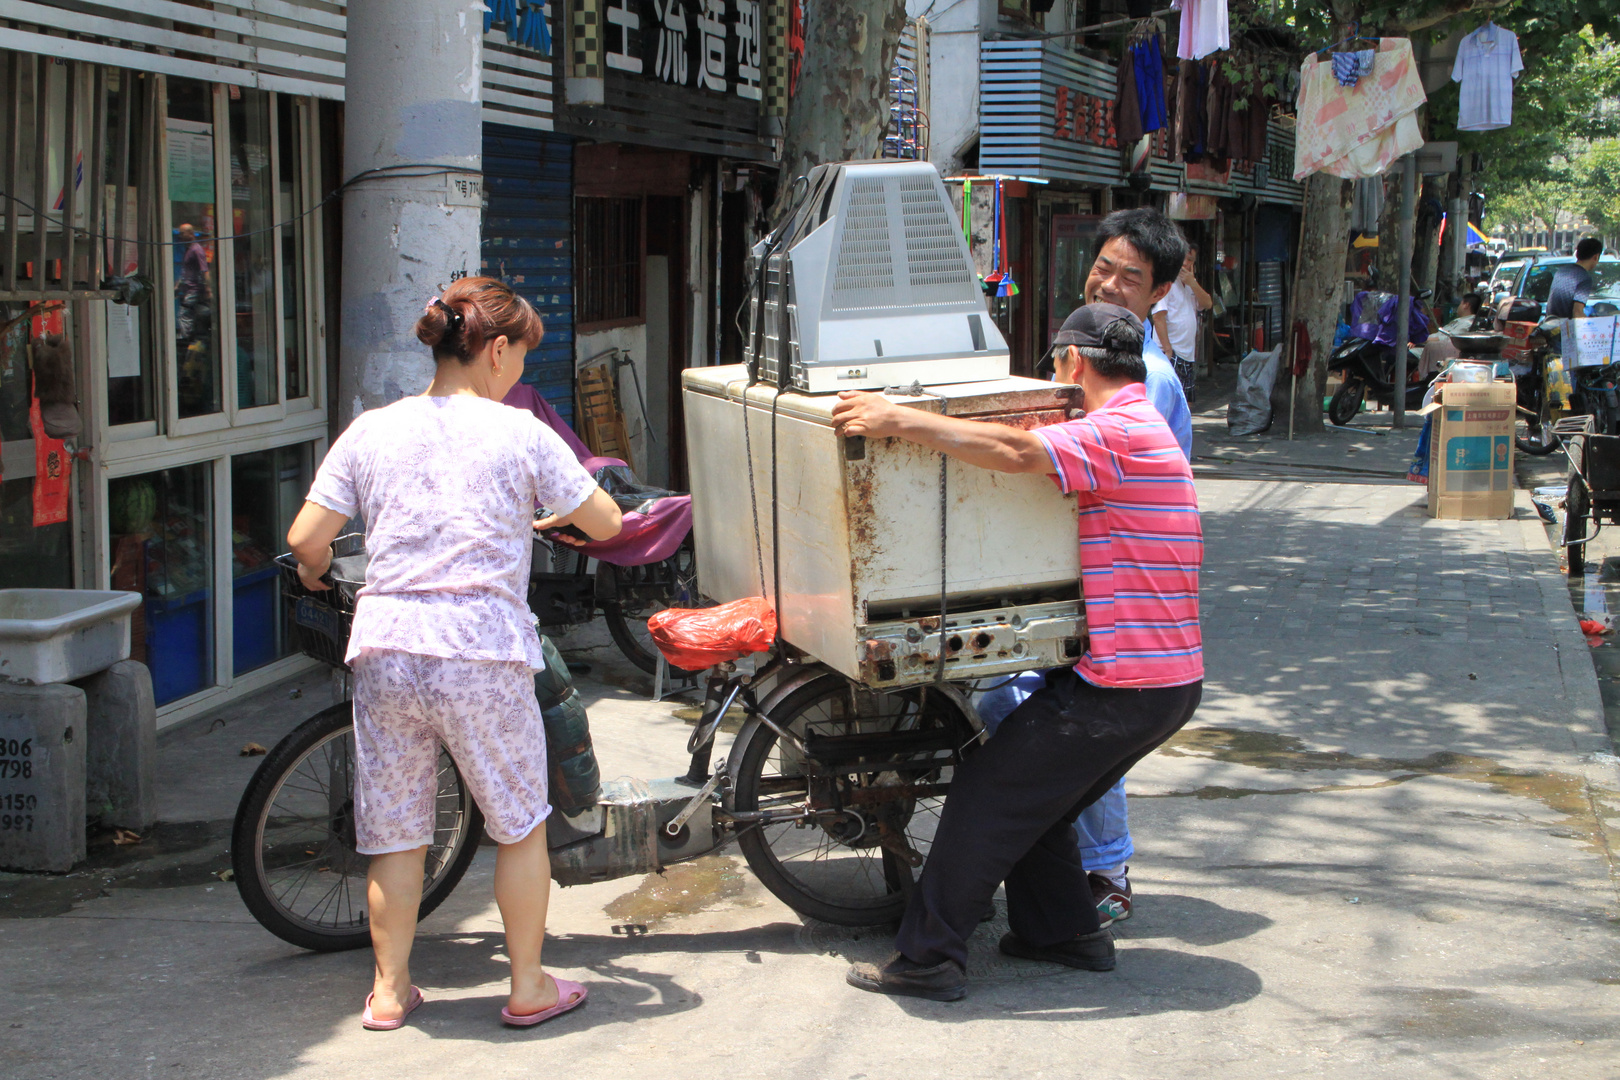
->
<box><xmin>894</xmin><ymin>667</ymin><xmax>1203</xmax><ymax>970</ymax></box>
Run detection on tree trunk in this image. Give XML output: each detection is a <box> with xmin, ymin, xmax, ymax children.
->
<box><xmin>1291</xmin><ymin>172</ymin><xmax>1354</xmax><ymax>435</ymax></box>
<box><xmin>771</xmin><ymin>0</ymin><xmax>909</xmax><ymax>219</ymax></box>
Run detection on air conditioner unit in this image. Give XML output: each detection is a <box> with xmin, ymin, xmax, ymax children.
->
<box><xmin>743</xmin><ymin>160</ymin><xmax>1010</xmax><ymax>393</ymax></box>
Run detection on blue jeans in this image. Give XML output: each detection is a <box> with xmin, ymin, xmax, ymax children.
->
<box><xmin>977</xmin><ymin>672</ymin><xmax>1134</xmax><ymax>871</ymax></box>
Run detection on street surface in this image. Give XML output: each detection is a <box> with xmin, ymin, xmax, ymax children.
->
<box><xmin>4</xmin><ymin>392</ymin><xmax>1619</xmax><ymax>1079</ymax></box>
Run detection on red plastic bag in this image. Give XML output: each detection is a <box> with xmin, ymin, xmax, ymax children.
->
<box><xmin>647</xmin><ymin>597</ymin><xmax>777</xmax><ymax>672</ymax></box>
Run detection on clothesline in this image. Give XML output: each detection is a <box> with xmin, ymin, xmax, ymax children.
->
<box><xmin>1040</xmin><ymin>7</ymin><xmax>1174</xmax><ymax>41</ymax></box>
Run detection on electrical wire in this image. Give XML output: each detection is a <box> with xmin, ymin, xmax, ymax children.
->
<box><xmin>0</xmin><ymin>162</ymin><xmax>482</xmax><ymax>252</ymax></box>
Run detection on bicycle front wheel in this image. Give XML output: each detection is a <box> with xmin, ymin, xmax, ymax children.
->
<box><xmin>230</xmin><ymin>702</ymin><xmax>484</xmax><ymax>952</ymax></box>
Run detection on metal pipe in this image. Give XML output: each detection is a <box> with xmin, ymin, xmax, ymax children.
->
<box><xmin>112</xmin><ymin>68</ymin><xmax>132</xmax><ymax>281</ymax></box>
<box><xmin>1392</xmin><ymin>153</ymin><xmax>1416</xmax><ymax>429</ymax></box>
<box><xmin>34</xmin><ymin>56</ymin><xmax>49</xmax><ymax>293</ymax></box>
<box><xmin>88</xmin><ymin>66</ymin><xmax>106</xmax><ymax>287</ymax></box>
<box><xmin>61</xmin><ymin>61</ymin><xmax>79</xmax><ymax>291</ymax></box>
<box><xmin>713</xmin><ymin>158</ymin><xmax>723</xmax><ymax>367</ymax></box>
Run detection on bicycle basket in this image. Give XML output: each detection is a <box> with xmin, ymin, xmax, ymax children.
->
<box><xmin>274</xmin><ymin>533</ymin><xmax>367</xmax><ymax>668</ymax></box>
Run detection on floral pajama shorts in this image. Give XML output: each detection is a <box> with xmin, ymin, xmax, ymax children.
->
<box><xmin>350</xmin><ymin>648</ymin><xmax>551</xmax><ymax>855</ymax></box>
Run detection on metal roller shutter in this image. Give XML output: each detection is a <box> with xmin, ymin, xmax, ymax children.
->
<box><xmin>482</xmin><ymin>125</ymin><xmax>576</xmax><ymax>425</ymax></box>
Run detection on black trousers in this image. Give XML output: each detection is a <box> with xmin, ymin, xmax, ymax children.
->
<box><xmin>894</xmin><ymin>668</ymin><xmax>1203</xmax><ymax>970</ymax></box>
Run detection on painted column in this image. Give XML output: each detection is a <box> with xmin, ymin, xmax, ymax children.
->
<box><xmin>338</xmin><ymin>0</ymin><xmax>485</xmax><ymax>420</ymax></box>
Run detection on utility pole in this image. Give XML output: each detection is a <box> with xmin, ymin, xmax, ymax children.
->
<box><xmin>338</xmin><ymin>0</ymin><xmax>485</xmax><ymax>422</ymax></box>
<box><xmin>1392</xmin><ymin>153</ymin><xmax>1416</xmax><ymax>430</ymax></box>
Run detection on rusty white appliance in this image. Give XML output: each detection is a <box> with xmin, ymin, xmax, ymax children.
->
<box><xmin>684</xmin><ymin>162</ymin><xmax>1085</xmax><ymax>690</ymax></box>
<box><xmin>743</xmin><ymin>159</ymin><xmax>1010</xmax><ymax>393</ymax></box>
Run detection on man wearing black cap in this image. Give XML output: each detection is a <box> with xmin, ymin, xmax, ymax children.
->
<box><xmin>830</xmin><ymin>304</ymin><xmax>1204</xmax><ymax>1001</ymax></box>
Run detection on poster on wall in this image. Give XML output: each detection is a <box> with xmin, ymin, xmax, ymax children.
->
<box><xmin>166</xmin><ymin>119</ymin><xmax>215</xmax><ymax>204</ymax></box>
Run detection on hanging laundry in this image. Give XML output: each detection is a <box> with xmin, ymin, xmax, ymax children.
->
<box><xmin>1293</xmin><ymin>37</ymin><xmax>1425</xmax><ymax>181</ymax></box>
<box><xmin>1132</xmin><ymin>33</ymin><xmax>1168</xmax><ymax>135</ymax></box>
<box><xmin>1175</xmin><ymin>0</ymin><xmax>1229</xmax><ymax>61</ymax></box>
<box><xmin>1235</xmin><ymin>66</ymin><xmax>1271</xmax><ymax>164</ymax></box>
<box><xmin>1330</xmin><ymin>49</ymin><xmax>1376</xmax><ymax>87</ymax></box>
<box><xmin>1452</xmin><ymin>21</ymin><xmax>1522</xmax><ymax>132</ymax></box>
<box><xmin>1175</xmin><ymin>58</ymin><xmax>1209</xmax><ymax>162</ymax></box>
<box><xmin>1116</xmin><ymin>45</ymin><xmax>1144</xmax><ymax>145</ymax></box>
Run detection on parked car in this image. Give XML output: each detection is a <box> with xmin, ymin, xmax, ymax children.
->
<box><xmin>1508</xmin><ymin>254</ymin><xmax>1620</xmax><ymax>309</ymax></box>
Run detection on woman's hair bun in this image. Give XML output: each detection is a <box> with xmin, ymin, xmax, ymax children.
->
<box><xmin>415</xmin><ymin>304</ymin><xmax>452</xmax><ymax>349</ymax></box>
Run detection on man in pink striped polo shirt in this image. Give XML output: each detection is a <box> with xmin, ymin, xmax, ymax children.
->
<box><xmin>831</xmin><ymin>303</ymin><xmax>1203</xmax><ymax>1001</ymax></box>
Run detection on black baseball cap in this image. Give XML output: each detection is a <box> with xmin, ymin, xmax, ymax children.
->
<box><xmin>1038</xmin><ymin>303</ymin><xmax>1144</xmax><ymax>376</ymax></box>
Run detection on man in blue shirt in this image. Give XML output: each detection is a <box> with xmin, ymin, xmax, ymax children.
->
<box><xmin>1011</xmin><ymin>207</ymin><xmax>1194</xmax><ymax>928</ymax></box>
<box><xmin>1547</xmin><ymin>238</ymin><xmax>1604</xmax><ymax>319</ymax></box>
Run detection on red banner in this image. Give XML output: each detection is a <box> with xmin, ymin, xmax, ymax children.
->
<box><xmin>29</xmin><ymin>303</ymin><xmax>69</xmax><ymax>527</ymax></box>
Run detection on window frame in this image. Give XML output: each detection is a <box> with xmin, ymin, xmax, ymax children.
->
<box><xmin>574</xmin><ymin>194</ymin><xmax>647</xmax><ymax>331</ymax></box>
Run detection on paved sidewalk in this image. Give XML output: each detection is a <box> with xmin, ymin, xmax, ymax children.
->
<box><xmin>5</xmin><ymin>402</ymin><xmax>1620</xmax><ymax>1079</ymax></box>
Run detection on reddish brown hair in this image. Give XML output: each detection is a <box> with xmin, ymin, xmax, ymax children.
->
<box><xmin>414</xmin><ymin>276</ymin><xmax>544</xmax><ymax>365</ymax></box>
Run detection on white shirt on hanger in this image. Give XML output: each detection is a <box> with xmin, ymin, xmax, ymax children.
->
<box><xmin>1452</xmin><ymin>22</ymin><xmax>1523</xmax><ymax>132</ymax></box>
<box><xmin>1176</xmin><ymin>0</ymin><xmax>1230</xmax><ymax>61</ymax></box>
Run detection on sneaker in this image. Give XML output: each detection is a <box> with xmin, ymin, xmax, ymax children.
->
<box><xmin>846</xmin><ymin>954</ymin><xmax>967</xmax><ymax>1001</ymax></box>
<box><xmin>1089</xmin><ymin>869</ymin><xmax>1132</xmax><ymax>928</ymax></box>
<box><xmin>998</xmin><ymin>929</ymin><xmax>1116</xmax><ymax>971</ymax></box>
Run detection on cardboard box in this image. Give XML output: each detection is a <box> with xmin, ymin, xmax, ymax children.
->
<box><xmin>1562</xmin><ymin>315</ymin><xmax>1619</xmax><ymax>368</ymax></box>
<box><xmin>1426</xmin><ymin>380</ymin><xmax>1515</xmax><ymax>520</ymax></box>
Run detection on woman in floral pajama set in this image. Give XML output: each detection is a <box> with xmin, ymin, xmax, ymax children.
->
<box><xmin>286</xmin><ymin>277</ymin><xmax>622</xmax><ymax>1031</ymax></box>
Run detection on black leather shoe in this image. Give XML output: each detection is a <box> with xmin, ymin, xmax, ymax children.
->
<box><xmin>845</xmin><ymin>954</ymin><xmax>967</xmax><ymax>1001</ymax></box>
<box><xmin>998</xmin><ymin>929</ymin><xmax>1116</xmax><ymax>971</ymax></box>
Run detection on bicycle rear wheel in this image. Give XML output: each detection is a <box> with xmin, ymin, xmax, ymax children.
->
<box><xmin>231</xmin><ymin>702</ymin><xmax>484</xmax><ymax>951</ymax></box>
<box><xmin>729</xmin><ymin>673</ymin><xmax>978</xmax><ymax>926</ymax></box>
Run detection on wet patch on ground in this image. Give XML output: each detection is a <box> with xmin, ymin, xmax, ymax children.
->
<box><xmin>602</xmin><ymin>855</ymin><xmax>749</xmax><ymax>929</ymax></box>
<box><xmin>1152</xmin><ymin>727</ymin><xmax>1619</xmax><ymax>864</ymax></box>
<box><xmin>669</xmin><ymin>704</ymin><xmax>749</xmax><ymax>734</ymax></box>
<box><xmin>0</xmin><ymin>820</ymin><xmax>233</xmax><ymax>918</ymax></box>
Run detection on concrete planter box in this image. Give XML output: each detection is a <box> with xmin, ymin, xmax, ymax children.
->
<box><xmin>0</xmin><ymin>590</ymin><xmax>141</xmax><ymax>685</ymax></box>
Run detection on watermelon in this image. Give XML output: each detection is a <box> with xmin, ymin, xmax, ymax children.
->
<box><xmin>110</xmin><ymin>478</ymin><xmax>157</xmax><ymax>534</ymax></box>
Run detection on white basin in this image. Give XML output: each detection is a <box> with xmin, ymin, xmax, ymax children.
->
<box><xmin>0</xmin><ymin>589</ymin><xmax>142</xmax><ymax>684</ymax></box>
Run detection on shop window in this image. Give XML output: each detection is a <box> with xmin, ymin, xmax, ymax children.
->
<box><xmin>230</xmin><ymin>444</ymin><xmax>310</xmax><ymax>675</ymax></box>
<box><xmin>277</xmin><ymin>96</ymin><xmax>310</xmax><ymax>401</ymax></box>
<box><xmin>167</xmin><ymin>77</ymin><xmax>223</xmax><ymax>419</ymax></box>
<box><xmin>106</xmin><ymin>71</ymin><xmax>158</xmax><ymax>427</ymax></box>
<box><xmin>576</xmin><ymin>196</ymin><xmax>644</xmax><ymax>327</ymax></box>
<box><xmin>229</xmin><ymin>87</ymin><xmax>278</xmax><ymax>411</ymax></box>
<box><xmin>110</xmin><ymin>464</ymin><xmax>214</xmax><ymax>706</ymax></box>
<box><xmin>0</xmin><ymin>306</ymin><xmax>30</xmax><ymax>443</ymax></box>
<box><xmin>0</xmin><ymin>477</ymin><xmax>72</xmax><ymax>590</ymax></box>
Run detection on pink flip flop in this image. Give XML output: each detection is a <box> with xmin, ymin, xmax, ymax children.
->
<box><xmin>501</xmin><ymin>976</ymin><xmax>588</xmax><ymax>1027</ymax></box>
<box><xmin>361</xmin><ymin>985</ymin><xmax>424</xmax><ymax>1031</ymax></box>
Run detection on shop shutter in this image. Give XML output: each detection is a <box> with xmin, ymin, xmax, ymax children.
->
<box><xmin>482</xmin><ymin>125</ymin><xmax>576</xmax><ymax>425</ymax></box>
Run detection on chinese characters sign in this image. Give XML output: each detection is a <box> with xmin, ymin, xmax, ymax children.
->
<box><xmin>1051</xmin><ymin>86</ymin><xmax>1118</xmax><ymax>150</ymax></box>
<box><xmin>604</xmin><ymin>0</ymin><xmax>764</xmax><ymax>100</ymax></box>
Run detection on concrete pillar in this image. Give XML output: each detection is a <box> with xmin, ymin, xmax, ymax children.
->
<box><xmin>0</xmin><ymin>682</ymin><xmax>87</xmax><ymax>872</ymax></box>
<box><xmin>338</xmin><ymin>0</ymin><xmax>485</xmax><ymax>422</ymax></box>
<box><xmin>76</xmin><ymin>660</ymin><xmax>156</xmax><ymax>831</ymax></box>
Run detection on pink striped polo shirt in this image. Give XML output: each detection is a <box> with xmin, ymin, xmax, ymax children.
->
<box><xmin>1034</xmin><ymin>383</ymin><xmax>1203</xmax><ymax>688</ymax></box>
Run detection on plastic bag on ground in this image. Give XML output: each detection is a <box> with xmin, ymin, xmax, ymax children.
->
<box><xmin>1228</xmin><ymin>346</ymin><xmax>1281</xmax><ymax>436</ymax></box>
<box><xmin>648</xmin><ymin>597</ymin><xmax>777</xmax><ymax>672</ymax></box>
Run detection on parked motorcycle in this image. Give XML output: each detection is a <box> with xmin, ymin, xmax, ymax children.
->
<box><xmin>1327</xmin><ymin>290</ymin><xmax>1434</xmax><ymax>425</ymax></box>
<box><xmin>507</xmin><ymin>383</ymin><xmax>699</xmax><ymax>673</ymax></box>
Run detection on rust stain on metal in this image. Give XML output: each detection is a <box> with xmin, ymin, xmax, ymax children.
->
<box><xmin>917</xmin><ymin>616</ymin><xmax>941</xmax><ymax>632</ymax></box>
<box><xmin>862</xmin><ymin>638</ymin><xmax>896</xmax><ymax>662</ymax></box>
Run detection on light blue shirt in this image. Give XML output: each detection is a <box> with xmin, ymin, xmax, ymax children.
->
<box><xmin>1143</xmin><ymin>330</ymin><xmax>1193</xmax><ymax>460</ymax></box>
